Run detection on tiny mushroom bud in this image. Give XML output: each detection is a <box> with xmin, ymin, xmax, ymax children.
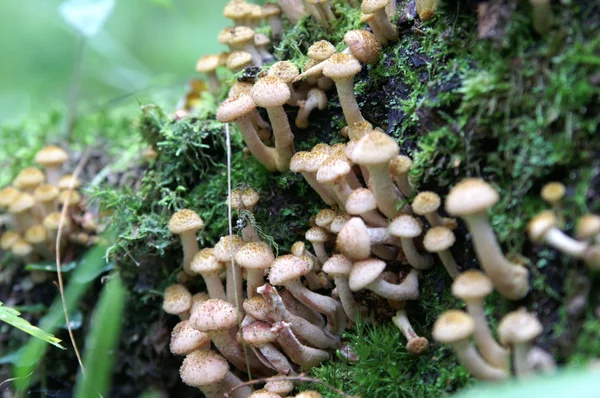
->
<box><xmin>412</xmin><ymin>192</ymin><xmax>444</xmax><ymax>227</ymax></box>
<box><xmin>452</xmin><ymin>271</ymin><xmax>509</xmax><ymax>370</ymax></box>
<box><xmin>361</xmin><ymin>0</ymin><xmax>399</xmax><ymax>42</ymax></box>
<box><xmin>13</xmin><ymin>167</ymin><xmax>45</xmax><ymax>193</ymax></box>
<box><xmin>323</xmin><ymin>254</ymin><xmax>362</xmax><ymax>322</ymax></box>
<box><xmin>389</xmin><ymin>215</ymin><xmax>434</xmax><ymax>270</ymax></box>
<box><xmin>170</xmin><ymin>320</ymin><xmax>211</xmax><ymax>355</ymax></box>
<box><xmin>344</xmin><ymin>29</ymin><xmax>382</xmax><ymax>64</ymax></box>
<box><xmin>498</xmin><ymin>308</ymin><xmax>544</xmax><ymax>378</ymax></box>
<box><xmin>168</xmin><ymin>209</ymin><xmax>204</xmax><ymax>276</ymax></box>
<box><xmin>349</xmin><ymin>258</ymin><xmax>420</xmax><ymax>300</ymax></box>
<box><xmin>388</xmin><ymin>155</ymin><xmax>413</xmax><ymax>197</ymax></box>
<box><xmin>445</xmin><ymin>178</ymin><xmax>529</xmax><ymax>300</ymax></box>
<box><xmin>423</xmin><ymin>226</ymin><xmax>460</xmax><ymax>278</ymax></box>
<box><xmin>34</xmin><ymin>146</ymin><xmax>68</xmax><ymax>185</ymax></box>
<box><xmin>163</xmin><ymin>284</ymin><xmax>193</xmax><ymax>320</ymax></box>
<box><xmin>295</xmin><ymin>88</ymin><xmax>327</xmax><ymax>129</ymax></box>
<box><xmin>235</xmin><ymin>242</ymin><xmax>275</xmax><ymax>298</ymax></box>
<box><xmin>541</xmin><ymin>181</ymin><xmax>566</xmax><ymax>226</ymax></box>
<box><xmin>190</xmin><ymin>249</ymin><xmax>227</xmax><ymax>301</ymax></box>
<box><xmin>528</xmin><ymin>210</ymin><xmax>588</xmax><ymax>258</ymax></box>
<box><xmin>433</xmin><ymin>310</ymin><xmax>509</xmax><ymax>381</ymax></box>
<box><xmin>392</xmin><ymin>309</ymin><xmax>429</xmax><ymax>355</ymax></box>
<box><xmin>196</xmin><ymin>54</ymin><xmax>221</xmax><ymax>93</ymax></box>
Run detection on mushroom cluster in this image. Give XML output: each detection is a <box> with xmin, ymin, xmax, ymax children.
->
<box><xmin>0</xmin><ymin>145</ymin><xmax>101</xmax><ymax>282</ymax></box>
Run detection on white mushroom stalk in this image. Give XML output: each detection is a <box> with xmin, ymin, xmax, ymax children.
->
<box><xmin>277</xmin><ymin>0</ymin><xmax>307</xmax><ymax>24</ymax></box>
<box><xmin>296</xmin><ymin>88</ymin><xmax>327</xmax><ymax>129</ymax></box>
<box><xmin>361</xmin><ymin>0</ymin><xmax>399</xmax><ymax>42</ymax></box>
<box><xmin>242</xmin><ymin>321</ymin><xmax>296</xmax><ymax>375</ymax></box>
<box><xmin>168</xmin><ymin>209</ymin><xmax>204</xmax><ymax>276</ymax></box>
<box><xmin>528</xmin><ymin>211</ymin><xmax>589</xmax><ymax>258</ymax></box>
<box><xmin>498</xmin><ymin>308</ymin><xmax>544</xmax><ymax>379</ymax></box>
<box><xmin>389</xmin><ymin>215</ymin><xmax>434</xmax><ymax>270</ymax></box>
<box><xmin>271</xmin><ymin>321</ymin><xmax>330</xmax><ymax>369</ymax></box>
<box><xmin>392</xmin><ymin>309</ymin><xmax>429</xmax><ymax>355</ymax></box>
<box><xmin>323</xmin><ymin>254</ymin><xmax>363</xmax><ymax>322</ymax></box>
<box><xmin>190</xmin><ymin>248</ymin><xmax>227</xmax><ymax>301</ymax></box>
<box><xmin>350</xmin><ymin>260</ymin><xmax>420</xmax><ymax>300</ymax></box>
<box><xmin>290</xmin><ymin>152</ymin><xmax>337</xmax><ymax>206</ymax></box>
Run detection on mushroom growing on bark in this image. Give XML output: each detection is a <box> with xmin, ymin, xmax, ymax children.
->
<box><xmin>190</xmin><ymin>248</ymin><xmax>227</xmax><ymax>301</ymax></box>
<box><xmin>423</xmin><ymin>226</ymin><xmax>460</xmax><ymax>278</ymax></box>
<box><xmin>163</xmin><ymin>284</ymin><xmax>193</xmax><ymax>320</ymax></box>
<box><xmin>235</xmin><ymin>242</ymin><xmax>275</xmax><ymax>298</ymax></box>
<box><xmin>34</xmin><ymin>146</ymin><xmax>68</xmax><ymax>185</ymax></box>
<box><xmin>169</xmin><ymin>209</ymin><xmax>204</xmax><ymax>276</ymax></box>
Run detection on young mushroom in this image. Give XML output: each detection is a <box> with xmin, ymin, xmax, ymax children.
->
<box><xmin>268</xmin><ymin>61</ymin><xmax>306</xmax><ymax>106</ymax></box>
<box><xmin>361</xmin><ymin>0</ymin><xmax>399</xmax><ymax>42</ymax></box>
<box><xmin>264</xmin><ymin>379</ymin><xmax>294</xmax><ymax>396</ymax></box>
<box><xmin>213</xmin><ymin>235</ymin><xmax>246</xmax><ymax>311</ymax></box>
<box><xmin>349</xmin><ymin>259</ymin><xmax>420</xmax><ymax>301</ymax></box>
<box><xmin>295</xmin><ymin>88</ymin><xmax>327</xmax><ymax>129</ymax></box>
<box><xmin>528</xmin><ymin>210</ymin><xmax>588</xmax><ymax>258</ymax></box>
<box><xmin>445</xmin><ymin>178</ymin><xmax>529</xmax><ymax>300</ymax></box>
<box><xmin>392</xmin><ymin>308</ymin><xmax>429</xmax><ymax>355</ymax></box>
<box><xmin>541</xmin><ymin>181</ymin><xmax>565</xmax><ymax>227</ymax></box>
<box><xmin>345</xmin><ymin>188</ymin><xmax>388</xmax><ymax>227</ymax></box>
<box><xmin>271</xmin><ymin>321</ymin><xmax>330</xmax><ymax>370</ymax></box>
<box><xmin>190</xmin><ymin>249</ymin><xmax>227</xmax><ymax>301</ymax></box>
<box><xmin>13</xmin><ymin>167</ymin><xmax>45</xmax><ymax>193</ymax></box>
<box><xmin>196</xmin><ymin>55</ymin><xmax>221</xmax><ymax>93</ymax></box>
<box><xmin>415</xmin><ymin>0</ymin><xmax>439</xmax><ymax>20</ymax></box>
<box><xmin>412</xmin><ymin>192</ymin><xmax>444</xmax><ymax>227</ymax></box>
<box><xmin>433</xmin><ymin>310</ymin><xmax>509</xmax><ymax>381</ymax></box>
<box><xmin>262</xmin><ymin>3</ymin><xmax>284</xmax><ymax>40</ymax></box>
<box><xmin>389</xmin><ymin>215</ymin><xmax>434</xmax><ymax>270</ymax></box>
<box><xmin>168</xmin><ymin>209</ymin><xmax>204</xmax><ymax>276</ymax></box>
<box><xmin>323</xmin><ymin>254</ymin><xmax>363</xmax><ymax>322</ymax></box>
<box><xmin>163</xmin><ymin>284</ymin><xmax>193</xmax><ymax>320</ymax></box>
<box><xmin>228</xmin><ymin>26</ymin><xmax>262</xmax><ymax>66</ymax></box>
<box><xmin>423</xmin><ymin>226</ymin><xmax>460</xmax><ymax>278</ymax></box>
<box><xmin>170</xmin><ymin>320</ymin><xmax>211</xmax><ymax>355</ymax></box>
<box><xmin>254</xmin><ymin>33</ymin><xmax>274</xmax><ymax>63</ymax></box>
<box><xmin>226</xmin><ymin>51</ymin><xmax>254</xmax><ymax>73</ymax></box>
<box><xmin>498</xmin><ymin>308</ymin><xmax>544</xmax><ymax>378</ymax></box>
<box><xmin>576</xmin><ymin>214</ymin><xmax>600</xmax><ymax>243</ymax></box>
<box><xmin>343</xmin><ymin>29</ymin><xmax>382</xmax><ymax>65</ymax></box>
<box><xmin>388</xmin><ymin>155</ymin><xmax>413</xmax><ymax>197</ymax></box>
<box><xmin>290</xmin><ymin>152</ymin><xmax>337</xmax><ymax>206</ymax></box>
<box><xmin>228</xmin><ymin>186</ymin><xmax>261</xmax><ymax>242</ymax></box>
<box><xmin>235</xmin><ymin>242</ymin><xmax>275</xmax><ymax>298</ymax></box>
<box><xmin>34</xmin><ymin>146</ymin><xmax>68</xmax><ymax>185</ymax></box>
<box><xmin>242</xmin><ymin>321</ymin><xmax>296</xmax><ymax>375</ymax></box>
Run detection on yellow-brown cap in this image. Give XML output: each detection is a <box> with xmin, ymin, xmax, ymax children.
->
<box><xmin>13</xmin><ymin>167</ymin><xmax>45</xmax><ymax>191</ymax></box>
<box><xmin>34</xmin><ymin>145</ymin><xmax>68</xmax><ymax>167</ymax></box>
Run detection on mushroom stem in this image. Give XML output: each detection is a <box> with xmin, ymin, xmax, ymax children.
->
<box><xmin>204</xmin><ymin>273</ymin><xmax>228</xmax><ymax>301</ymax></box>
<box><xmin>366</xmin><ymin>269</ymin><xmax>420</xmax><ymax>300</ymax></box>
<box><xmin>527</xmin><ymin>346</ymin><xmax>556</xmax><ymax>375</ymax></box>
<box><xmin>272</xmin><ymin>321</ymin><xmax>330</xmax><ymax>369</ymax></box>
<box><xmin>332</xmin><ymin>275</ymin><xmax>361</xmax><ymax>322</ymax></box>
<box><xmin>437</xmin><ymin>250</ymin><xmax>460</xmax><ymax>279</ymax></box>
<box><xmin>529</xmin><ymin>0</ymin><xmax>552</xmax><ymax>34</ymax></box>
<box><xmin>391</xmin><ymin>309</ymin><xmax>429</xmax><ymax>355</ymax></box>
<box><xmin>451</xmin><ymin>339</ymin><xmax>509</xmax><ymax>381</ymax></box>
<box><xmin>400</xmin><ymin>237</ymin><xmax>434</xmax><ymax>270</ymax></box>
<box><xmin>543</xmin><ymin>228</ymin><xmax>588</xmax><ymax>258</ymax></box>
<box><xmin>45</xmin><ymin>167</ymin><xmax>62</xmax><ymax>186</ymax></box>
<box><xmin>333</xmin><ymin>76</ymin><xmax>367</xmax><ymax>128</ymax></box>
<box><xmin>265</xmin><ymin>107</ymin><xmax>295</xmax><ymax>172</ymax></box>
<box><xmin>467</xmin><ymin>301</ymin><xmax>509</xmax><ymax>370</ymax></box>
<box><xmin>513</xmin><ymin>342</ymin><xmax>533</xmax><ymax>378</ymax></box>
<box><xmin>367</xmin><ymin>163</ymin><xmax>403</xmax><ymax>218</ymax></box>
<box><xmin>247</xmin><ymin>269</ymin><xmax>266</xmax><ymax>299</ymax></box>
<box><xmin>180</xmin><ymin>231</ymin><xmax>199</xmax><ymax>276</ymax></box>
<box><xmin>226</xmin><ymin>261</ymin><xmax>245</xmax><ymax>313</ymax></box>
<box><xmin>235</xmin><ymin>116</ymin><xmax>279</xmax><ymax>171</ymax></box>
<box><xmin>280</xmin><ymin>288</ymin><xmax>325</xmax><ymax>328</ymax></box>
<box><xmin>277</xmin><ymin>0</ymin><xmax>307</xmax><ymax>24</ymax></box>
<box><xmin>301</xmin><ymin>171</ymin><xmax>338</xmax><ymax>206</ymax></box>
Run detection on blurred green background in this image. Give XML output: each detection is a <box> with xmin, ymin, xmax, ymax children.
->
<box><xmin>0</xmin><ymin>0</ymin><xmax>263</xmax><ymax>123</ymax></box>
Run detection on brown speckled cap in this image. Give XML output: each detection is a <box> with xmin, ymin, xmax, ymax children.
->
<box><xmin>168</xmin><ymin>209</ymin><xmax>204</xmax><ymax>234</ymax></box>
<box><xmin>179</xmin><ymin>349</ymin><xmax>229</xmax><ymax>387</ymax></box>
<box><xmin>190</xmin><ymin>298</ymin><xmax>238</xmax><ymax>333</ymax></box>
<box><xmin>445</xmin><ymin>178</ymin><xmax>499</xmax><ymax>216</ymax></box>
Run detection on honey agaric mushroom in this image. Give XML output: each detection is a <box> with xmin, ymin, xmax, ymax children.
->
<box><xmin>217</xmin><ymin>93</ymin><xmax>278</xmax><ymax>172</ymax></box>
<box><xmin>529</xmin><ymin>0</ymin><xmax>552</xmax><ymax>34</ymax></box>
<box><xmin>296</xmin><ymin>88</ymin><xmax>327</xmax><ymax>129</ymax></box>
<box><xmin>576</xmin><ymin>214</ymin><xmax>600</xmax><ymax>242</ymax></box>
<box><xmin>315</xmin><ymin>208</ymin><xmax>337</xmax><ymax>230</ymax></box>
<box><xmin>349</xmin><ymin>259</ymin><xmax>420</xmax><ymax>300</ymax></box>
<box><xmin>336</xmin><ymin>217</ymin><xmax>371</xmax><ymax>261</ymax></box>
<box><xmin>423</xmin><ymin>226</ymin><xmax>460</xmax><ymax>278</ymax></box>
<box><xmin>264</xmin><ymin>379</ymin><xmax>294</xmax><ymax>397</ymax></box>
<box><xmin>196</xmin><ymin>55</ymin><xmax>221</xmax><ymax>93</ymax></box>
<box><xmin>25</xmin><ymin>225</ymin><xmax>52</xmax><ymax>260</ymax></box>
<box><xmin>163</xmin><ymin>284</ymin><xmax>193</xmax><ymax>320</ymax></box>
<box><xmin>12</xmin><ymin>239</ymin><xmax>35</xmax><ymax>263</ymax></box>
<box><xmin>277</xmin><ymin>0</ymin><xmax>307</xmax><ymax>24</ymax></box>
<box><xmin>305</xmin><ymin>226</ymin><xmax>330</xmax><ymax>264</ymax></box>
<box><xmin>308</xmin><ymin>0</ymin><xmax>335</xmax><ymax>23</ymax></box>
<box><xmin>415</xmin><ymin>0</ymin><xmax>439</xmax><ymax>20</ymax></box>
<box><xmin>452</xmin><ymin>271</ymin><xmax>509</xmax><ymax>370</ymax></box>
<box><xmin>170</xmin><ymin>320</ymin><xmax>211</xmax><ymax>355</ymax></box>
<box><xmin>0</xmin><ymin>186</ymin><xmax>21</xmax><ymax>210</ymax></box>
<box><xmin>323</xmin><ymin>254</ymin><xmax>362</xmax><ymax>322</ymax></box>
<box><xmin>541</xmin><ymin>181</ymin><xmax>565</xmax><ymax>226</ymax></box>
<box><xmin>190</xmin><ymin>248</ymin><xmax>227</xmax><ymax>301</ymax></box>
<box><xmin>228</xmin><ymin>186</ymin><xmax>261</xmax><ymax>241</ymax></box>
<box><xmin>498</xmin><ymin>308</ymin><xmax>543</xmax><ymax>378</ymax></box>
<box><xmin>57</xmin><ymin>174</ymin><xmax>80</xmax><ymax>190</ymax></box>
<box><xmin>168</xmin><ymin>209</ymin><xmax>204</xmax><ymax>276</ymax></box>
<box><xmin>262</xmin><ymin>3</ymin><xmax>283</xmax><ymax>39</ymax></box>
<box><xmin>388</xmin><ymin>155</ymin><xmax>413</xmax><ymax>197</ymax></box>
<box><xmin>242</xmin><ymin>321</ymin><xmax>296</xmax><ymax>375</ymax></box>
<box><xmin>252</xmin><ymin>76</ymin><xmax>295</xmax><ymax>172</ymax></box>
<box><xmin>213</xmin><ymin>235</ymin><xmax>245</xmax><ymax>311</ymax></box>
<box><xmin>13</xmin><ymin>167</ymin><xmax>45</xmax><ymax>193</ymax></box>
<box><xmin>360</xmin><ymin>12</ymin><xmax>388</xmax><ymax>46</ymax></box>
<box><xmin>226</xmin><ymin>51</ymin><xmax>253</xmax><ymax>73</ymax></box>
<box><xmin>228</xmin><ymin>26</ymin><xmax>262</xmax><ymax>66</ymax></box>
<box><xmin>179</xmin><ymin>350</ymin><xmax>251</xmax><ymax>398</ymax></box>
<box><xmin>9</xmin><ymin>193</ymin><xmax>36</xmax><ymax>232</ymax></box>
<box><xmin>392</xmin><ymin>309</ymin><xmax>429</xmax><ymax>355</ymax></box>
<box><xmin>345</xmin><ymin>188</ymin><xmax>388</xmax><ymax>227</ymax></box>
<box><xmin>0</xmin><ymin>231</ymin><xmax>20</xmax><ymax>251</ymax></box>
<box><xmin>413</xmin><ymin>192</ymin><xmax>445</xmax><ymax>227</ymax></box>
<box><xmin>280</xmin><ymin>288</ymin><xmax>327</xmax><ymax>327</ymax></box>
<box><xmin>308</xmin><ymin>40</ymin><xmax>336</xmax><ymax>63</ymax></box>
<box><xmin>350</xmin><ymin>131</ymin><xmax>403</xmax><ymax>218</ymax></box>
<box><xmin>271</xmin><ymin>321</ymin><xmax>330</xmax><ymax>369</ymax></box>
<box><xmin>269</xmin><ymin>255</ymin><xmax>345</xmax><ymax>333</ymax></box>
<box><xmin>224</xmin><ymin>0</ymin><xmax>249</xmax><ymax>26</ymax></box>
<box><xmin>433</xmin><ymin>310</ymin><xmax>509</xmax><ymax>381</ymax></box>
<box><xmin>33</xmin><ymin>184</ymin><xmax>59</xmax><ymax>217</ymax></box>
<box><xmin>343</xmin><ymin>30</ymin><xmax>382</xmax><ymax>64</ymax></box>
<box><xmin>316</xmin><ymin>157</ymin><xmax>356</xmax><ymax>211</ymax></box>
<box><xmin>235</xmin><ymin>242</ymin><xmax>275</xmax><ymax>298</ymax></box>
<box><xmin>257</xmin><ymin>284</ymin><xmax>341</xmax><ymax>349</ymax></box>
<box><xmin>267</xmin><ymin>61</ymin><xmax>305</xmax><ymax>106</ymax></box>
<box><xmin>34</xmin><ymin>146</ymin><xmax>68</xmax><ymax>185</ymax></box>
<box><xmin>528</xmin><ymin>210</ymin><xmax>588</xmax><ymax>258</ymax></box>
<box><xmin>43</xmin><ymin>211</ymin><xmax>70</xmax><ymax>245</ymax></box>
<box><xmin>290</xmin><ymin>152</ymin><xmax>337</xmax><ymax>206</ymax></box>
<box><xmin>361</xmin><ymin>0</ymin><xmax>399</xmax><ymax>42</ymax></box>
<box><xmin>254</xmin><ymin>33</ymin><xmax>274</xmax><ymax>63</ymax></box>
<box><xmin>445</xmin><ymin>178</ymin><xmax>529</xmax><ymax>300</ymax></box>
<box><xmin>190</xmin><ymin>292</ymin><xmax>210</xmax><ymax>314</ymax></box>
<box><xmin>249</xmin><ymin>389</ymin><xmax>283</xmax><ymax>398</ymax></box>
<box><xmin>389</xmin><ymin>215</ymin><xmax>434</xmax><ymax>270</ymax></box>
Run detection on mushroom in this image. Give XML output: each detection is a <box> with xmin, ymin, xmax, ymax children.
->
<box><xmin>361</xmin><ymin>0</ymin><xmax>399</xmax><ymax>42</ymax></box>
<box><xmin>343</xmin><ymin>30</ymin><xmax>382</xmax><ymax>65</ymax></box>
<box><xmin>445</xmin><ymin>178</ymin><xmax>529</xmax><ymax>300</ymax></box>
<box><xmin>315</xmin><ymin>208</ymin><xmax>337</xmax><ymax>230</ymax></box>
<box><xmin>262</xmin><ymin>3</ymin><xmax>284</xmax><ymax>40</ymax></box>
<box><xmin>224</xmin><ymin>1</ymin><xmax>249</xmax><ymax>26</ymax></box>
<box><xmin>423</xmin><ymin>226</ymin><xmax>460</xmax><ymax>278</ymax></box>
<box><xmin>13</xmin><ymin>167</ymin><xmax>45</xmax><ymax>193</ymax></box>
<box><xmin>323</xmin><ymin>254</ymin><xmax>362</xmax><ymax>322</ymax></box>
<box><xmin>254</xmin><ymin>33</ymin><xmax>274</xmax><ymax>63</ymax></box>
<box><xmin>291</xmin><ymin>241</ymin><xmax>327</xmax><ymax>290</ymax></box>
<box><xmin>162</xmin><ymin>284</ymin><xmax>193</xmax><ymax>320</ymax></box>
<box><xmin>277</xmin><ymin>0</ymin><xmax>307</xmax><ymax>24</ymax></box>
<box><xmin>412</xmin><ymin>192</ymin><xmax>445</xmax><ymax>227</ymax></box>
<box><xmin>9</xmin><ymin>193</ymin><xmax>37</xmax><ymax>233</ymax></box>
<box><xmin>57</xmin><ymin>174</ymin><xmax>80</xmax><ymax>191</ymax></box>
<box><xmin>33</xmin><ymin>184</ymin><xmax>59</xmax><ymax>218</ymax></box>
<box><xmin>264</xmin><ymin>379</ymin><xmax>294</xmax><ymax>396</ymax></box>
<box><xmin>0</xmin><ymin>186</ymin><xmax>21</xmax><ymax>211</ymax></box>
<box><xmin>249</xmin><ymin>389</ymin><xmax>283</xmax><ymax>398</ymax></box>
<box><xmin>389</xmin><ymin>215</ymin><xmax>434</xmax><ymax>270</ymax></box>
<box><xmin>228</xmin><ymin>186</ymin><xmax>261</xmax><ymax>242</ymax></box>
<box><xmin>228</xmin><ymin>26</ymin><xmax>262</xmax><ymax>66</ymax></box>
<box><xmin>391</xmin><ymin>308</ymin><xmax>429</xmax><ymax>355</ymax></box>
<box><xmin>34</xmin><ymin>146</ymin><xmax>68</xmax><ymax>185</ymax></box>
<box><xmin>190</xmin><ymin>248</ymin><xmax>227</xmax><ymax>301</ymax></box>
<box><xmin>290</xmin><ymin>152</ymin><xmax>337</xmax><ymax>206</ymax></box>
<box><xmin>25</xmin><ymin>225</ymin><xmax>52</xmax><ymax>260</ymax></box>
<box><xmin>43</xmin><ymin>211</ymin><xmax>70</xmax><ymax>247</ymax></box>
<box><xmin>271</xmin><ymin>321</ymin><xmax>330</xmax><ymax>369</ymax></box>
<box><xmin>226</xmin><ymin>51</ymin><xmax>253</xmax><ymax>73</ymax></box>
<box><xmin>168</xmin><ymin>209</ymin><xmax>204</xmax><ymax>276</ymax></box>
<box><xmin>336</xmin><ymin>216</ymin><xmax>371</xmax><ymax>261</ymax></box>
<box><xmin>179</xmin><ymin>350</ymin><xmax>251</xmax><ymax>398</ymax></box>
<box><xmin>305</xmin><ymin>226</ymin><xmax>330</xmax><ymax>264</ymax></box>
<box><xmin>529</xmin><ymin>0</ymin><xmax>552</xmax><ymax>34</ymax></box>
<box><xmin>12</xmin><ymin>239</ymin><xmax>36</xmax><ymax>264</ymax></box>
<box><xmin>242</xmin><ymin>321</ymin><xmax>296</xmax><ymax>375</ymax></box>
<box><xmin>213</xmin><ymin>235</ymin><xmax>245</xmax><ymax>311</ymax></box>
<box><xmin>528</xmin><ymin>210</ymin><xmax>588</xmax><ymax>258</ymax></box>
<box><xmin>452</xmin><ymin>271</ymin><xmax>509</xmax><ymax>370</ymax></box>
<box><xmin>345</xmin><ymin>188</ymin><xmax>388</xmax><ymax>227</ymax></box>
<box><xmin>0</xmin><ymin>231</ymin><xmax>21</xmax><ymax>251</ymax></box>
<box><xmin>349</xmin><ymin>259</ymin><xmax>420</xmax><ymax>300</ymax></box>
<box><xmin>498</xmin><ymin>308</ymin><xmax>543</xmax><ymax>378</ymax></box>
<box><xmin>170</xmin><ymin>320</ymin><xmax>211</xmax><ymax>355</ymax></box>
<box><xmin>267</xmin><ymin>61</ymin><xmax>306</xmax><ymax>106</ymax></box>
<box><xmin>295</xmin><ymin>392</ymin><xmax>323</xmax><ymax>398</ymax></box>
<box><xmin>252</xmin><ymin>76</ymin><xmax>296</xmax><ymax>172</ymax></box>
<box><xmin>388</xmin><ymin>155</ymin><xmax>413</xmax><ymax>197</ymax></box>
<box><xmin>295</xmin><ymin>88</ymin><xmax>327</xmax><ymax>129</ymax></box>
<box><xmin>415</xmin><ymin>0</ymin><xmax>439</xmax><ymax>20</ymax></box>
<box><xmin>541</xmin><ymin>182</ymin><xmax>565</xmax><ymax>227</ymax></box>
<box><xmin>308</xmin><ymin>0</ymin><xmax>335</xmax><ymax>23</ymax></box>
<box><xmin>279</xmin><ymin>288</ymin><xmax>326</xmax><ymax>328</ymax></box>
<box><xmin>235</xmin><ymin>242</ymin><xmax>275</xmax><ymax>298</ymax></box>
<box><xmin>432</xmin><ymin>310</ymin><xmax>509</xmax><ymax>381</ymax></box>
<box><xmin>196</xmin><ymin>55</ymin><xmax>221</xmax><ymax>93</ymax></box>
<box><xmin>576</xmin><ymin>214</ymin><xmax>600</xmax><ymax>243</ymax></box>
<box><xmin>316</xmin><ymin>157</ymin><xmax>357</xmax><ymax>211</ymax></box>
<box><xmin>360</xmin><ymin>12</ymin><xmax>388</xmax><ymax>46</ymax></box>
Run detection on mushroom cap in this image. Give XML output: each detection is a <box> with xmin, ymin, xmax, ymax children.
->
<box><xmin>179</xmin><ymin>350</ymin><xmax>229</xmax><ymax>388</ymax></box>
<box><xmin>290</xmin><ymin>151</ymin><xmax>311</xmax><ymax>173</ymax></box>
<box><xmin>541</xmin><ymin>182</ymin><xmax>565</xmax><ymax>204</ymax></box>
<box><xmin>305</xmin><ymin>226</ymin><xmax>329</xmax><ymax>243</ymax></box>
<box><xmin>361</xmin><ymin>0</ymin><xmax>390</xmax><ymax>13</ymax></box>
<box><xmin>264</xmin><ymin>380</ymin><xmax>294</xmax><ymax>396</ymax></box>
<box><xmin>0</xmin><ymin>231</ymin><xmax>21</xmax><ymax>250</ymax></box>
<box><xmin>407</xmin><ymin>337</ymin><xmax>430</xmax><ymax>355</ymax></box>
<box><xmin>217</xmin><ymin>93</ymin><xmax>256</xmax><ymax>123</ymax></box>
<box><xmin>291</xmin><ymin>241</ymin><xmax>307</xmax><ymax>257</ymax></box>
<box><xmin>190</xmin><ymin>248</ymin><xmax>223</xmax><ymax>274</ymax></box>
<box><xmin>243</xmin><ymin>295</ymin><xmax>271</xmax><ymax>320</ymax></box>
<box><xmin>58</xmin><ymin>189</ymin><xmax>81</xmax><ymax>206</ymax></box>
<box><xmin>228</xmin><ymin>186</ymin><xmax>260</xmax><ymax>210</ymax></box>
<box><xmin>346</xmin><ymin>188</ymin><xmax>378</xmax><ymax>215</ymax></box>
<box><xmin>226</xmin><ymin>50</ymin><xmax>253</xmax><ymax>70</ymax></box>
<box><xmin>445</xmin><ymin>178</ymin><xmax>499</xmax><ymax>216</ymax></box>
<box><xmin>12</xmin><ymin>239</ymin><xmax>33</xmax><ymax>257</ymax></box>
<box><xmin>43</xmin><ymin>211</ymin><xmax>68</xmax><ymax>231</ymax></box>
<box><xmin>344</xmin><ymin>30</ymin><xmax>382</xmax><ymax>65</ymax></box>
<box><xmin>389</xmin><ymin>155</ymin><xmax>412</xmax><ymax>176</ymax></box>
<box><xmin>412</xmin><ymin>192</ymin><xmax>441</xmax><ymax>216</ymax></box>
<box><xmin>432</xmin><ymin>310</ymin><xmax>475</xmax><ymax>343</ymax></box>
<box><xmin>218</xmin><ymin>27</ymin><xmax>235</xmax><ymax>45</ymax></box>
<box><xmin>254</xmin><ymin>32</ymin><xmax>271</xmax><ymax>47</ymax></box>
<box><xmin>451</xmin><ymin>270</ymin><xmax>493</xmax><ymax>301</ymax></box>
<box><xmin>498</xmin><ymin>308</ymin><xmax>543</xmax><ymax>345</ymax></box>
<box><xmin>162</xmin><ymin>284</ymin><xmax>192</xmax><ymax>315</ymax></box>
<box><xmin>9</xmin><ymin>193</ymin><xmax>35</xmax><ymax>214</ymax></box>
<box><xmin>190</xmin><ymin>292</ymin><xmax>210</xmax><ymax>314</ymax></box>
<box><xmin>323</xmin><ymin>254</ymin><xmax>353</xmax><ymax>277</ymax></box>
<box><xmin>330</xmin><ymin>213</ymin><xmax>351</xmax><ymax>233</ymax></box>
<box><xmin>169</xmin><ymin>209</ymin><xmax>204</xmax><ymax>235</ymax></box>
<box><xmin>13</xmin><ymin>167</ymin><xmax>45</xmax><ymax>190</ymax></box>
<box><xmin>0</xmin><ymin>186</ymin><xmax>21</xmax><ymax>208</ymax></box>
<box><xmin>235</xmin><ymin>242</ymin><xmax>275</xmax><ymax>270</ymax></box>
<box><xmin>307</xmin><ymin>40</ymin><xmax>336</xmax><ymax>61</ymax></box>
<box><xmin>348</xmin><ymin>258</ymin><xmax>386</xmax><ymax>291</ymax></box>
<box><xmin>350</xmin><ymin>131</ymin><xmax>399</xmax><ymax>166</ymax></box>
<box><xmin>295</xmin><ymin>392</ymin><xmax>323</xmax><ymax>398</ymax></box>
<box><xmin>336</xmin><ymin>217</ymin><xmax>371</xmax><ymax>260</ymax></box>
<box><xmin>315</xmin><ymin>208</ymin><xmax>337</xmax><ymax>228</ymax></box>
<box><xmin>213</xmin><ymin>235</ymin><xmax>245</xmax><ymax>262</ymax></box>
<box><xmin>262</xmin><ymin>3</ymin><xmax>281</xmax><ymax>17</ymax></box>
<box><xmin>268</xmin><ymin>254</ymin><xmax>311</xmax><ymax>285</ymax></box>
<box><xmin>242</xmin><ymin>321</ymin><xmax>277</xmax><ymax>346</ymax></box>
<box><xmin>33</xmin><ymin>184</ymin><xmax>59</xmax><ymax>203</ymax></box>
<box><xmin>34</xmin><ymin>145</ymin><xmax>69</xmax><ymax>167</ymax></box>
<box><xmin>316</xmin><ymin>157</ymin><xmax>351</xmax><ymax>185</ymax></box>
<box><xmin>25</xmin><ymin>225</ymin><xmax>47</xmax><ymax>245</ymax></box>
<box><xmin>423</xmin><ymin>226</ymin><xmax>455</xmax><ymax>252</ymax></box>
<box><xmin>527</xmin><ymin>210</ymin><xmax>556</xmax><ymax>243</ymax></box>
<box><xmin>170</xmin><ymin>320</ymin><xmax>211</xmax><ymax>355</ymax></box>
<box><xmin>196</xmin><ymin>54</ymin><xmax>221</xmax><ymax>73</ymax></box>
<box><xmin>389</xmin><ymin>215</ymin><xmax>422</xmax><ymax>238</ymax></box>
<box><xmin>229</xmin><ymin>81</ymin><xmax>254</xmax><ymax>97</ymax></box>
<box><xmin>223</xmin><ymin>0</ymin><xmax>250</xmax><ymax>20</ymax></box>
<box><xmin>267</xmin><ymin>61</ymin><xmax>300</xmax><ymax>84</ymax></box>
<box><xmin>576</xmin><ymin>214</ymin><xmax>600</xmax><ymax>240</ymax></box>
<box><xmin>57</xmin><ymin>174</ymin><xmax>80</xmax><ymax>190</ymax></box>
<box><xmin>249</xmin><ymin>389</ymin><xmax>281</xmax><ymax>398</ymax></box>
<box><xmin>305</xmin><ymin>147</ymin><xmax>331</xmax><ymax>173</ymax></box>
<box><xmin>322</xmin><ymin>53</ymin><xmax>362</xmax><ymax>80</ymax></box>
<box><xmin>229</xmin><ymin>26</ymin><xmax>255</xmax><ymax>47</ymax></box>
<box><xmin>190</xmin><ymin>298</ymin><xmax>238</xmax><ymax>333</ymax></box>
<box><xmin>252</xmin><ymin>76</ymin><xmax>291</xmax><ymax>108</ymax></box>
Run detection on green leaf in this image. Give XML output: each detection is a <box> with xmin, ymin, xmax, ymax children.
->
<box><xmin>25</xmin><ymin>260</ymin><xmax>78</xmax><ymax>273</ymax></box>
<box><xmin>0</xmin><ymin>302</ymin><xmax>64</xmax><ymax>349</ymax></box>
<box><xmin>58</xmin><ymin>0</ymin><xmax>115</xmax><ymax>37</ymax></box>
<box><xmin>73</xmin><ymin>275</ymin><xmax>125</xmax><ymax>398</ymax></box>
